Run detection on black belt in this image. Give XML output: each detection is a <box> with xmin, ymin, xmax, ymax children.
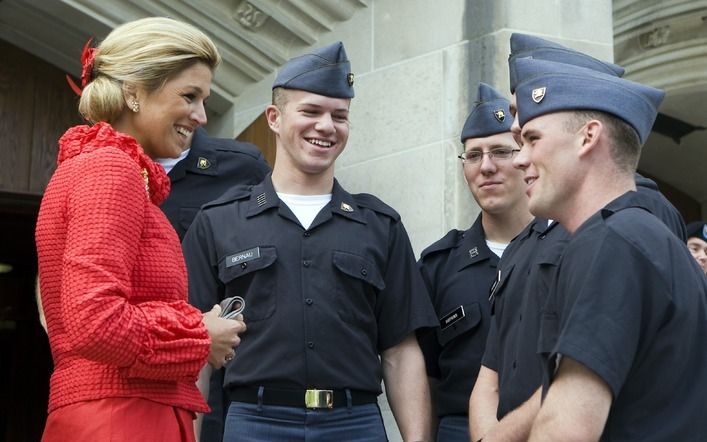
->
<box><xmin>228</xmin><ymin>386</ymin><xmax>378</xmax><ymax>409</ymax></box>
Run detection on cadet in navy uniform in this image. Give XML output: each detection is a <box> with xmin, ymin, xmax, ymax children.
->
<box><xmin>156</xmin><ymin>127</ymin><xmax>270</xmax><ymax>442</ymax></box>
<box><xmin>183</xmin><ymin>41</ymin><xmax>437</xmax><ymax>441</ymax></box>
<box><xmin>158</xmin><ymin>127</ymin><xmax>270</xmax><ymax>240</ymax></box>
<box><xmin>511</xmin><ymin>57</ymin><xmax>707</xmax><ymax>441</ymax></box>
<box><xmin>470</xmin><ymin>34</ymin><xmax>689</xmax><ymax>442</ymax></box>
<box><xmin>686</xmin><ymin>221</ymin><xmax>707</xmax><ymax>274</ymax></box>
<box><xmin>418</xmin><ymin>83</ymin><xmax>532</xmax><ymax>441</ymax></box>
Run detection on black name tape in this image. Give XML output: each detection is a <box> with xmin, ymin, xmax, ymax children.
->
<box><xmin>440</xmin><ymin>305</ymin><xmax>465</xmax><ymax>330</ymax></box>
<box><xmin>226</xmin><ymin>247</ymin><xmax>261</xmax><ymax>267</ymax></box>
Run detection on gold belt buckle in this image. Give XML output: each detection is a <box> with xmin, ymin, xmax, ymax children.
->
<box><xmin>304</xmin><ymin>389</ymin><xmax>333</xmax><ymax>409</ymax></box>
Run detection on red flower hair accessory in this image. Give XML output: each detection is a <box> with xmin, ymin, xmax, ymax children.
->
<box><xmin>66</xmin><ymin>37</ymin><xmax>98</xmax><ymax>96</ymax></box>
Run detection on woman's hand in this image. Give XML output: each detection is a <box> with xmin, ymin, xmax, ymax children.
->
<box><xmin>202</xmin><ymin>305</ymin><xmax>246</xmax><ymax>368</ymax></box>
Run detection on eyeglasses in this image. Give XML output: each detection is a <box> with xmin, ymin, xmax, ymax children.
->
<box><xmin>458</xmin><ymin>148</ymin><xmax>521</xmax><ymax>164</ymax></box>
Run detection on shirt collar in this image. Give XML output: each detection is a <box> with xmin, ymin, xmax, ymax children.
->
<box><xmin>245</xmin><ymin>176</ymin><xmax>366</xmax><ymax>225</ymax></box>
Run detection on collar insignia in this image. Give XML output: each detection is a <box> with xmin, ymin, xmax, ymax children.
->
<box><xmin>197</xmin><ymin>157</ymin><xmax>211</xmax><ymax>169</ymax></box>
<box><xmin>469</xmin><ymin>247</ymin><xmax>479</xmax><ymax>258</ymax></box>
<box><xmin>340</xmin><ymin>202</ymin><xmax>354</xmax><ymax>212</ymax></box>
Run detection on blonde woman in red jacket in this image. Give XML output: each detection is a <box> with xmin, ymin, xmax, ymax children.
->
<box><xmin>35</xmin><ymin>17</ymin><xmax>245</xmax><ymax>442</ymax></box>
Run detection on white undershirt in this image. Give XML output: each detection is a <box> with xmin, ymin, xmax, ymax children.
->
<box><xmin>155</xmin><ymin>148</ymin><xmax>190</xmax><ymax>174</ymax></box>
<box><xmin>277</xmin><ymin>193</ymin><xmax>332</xmax><ymax>229</ymax></box>
<box><xmin>486</xmin><ymin>240</ymin><xmax>509</xmax><ymax>258</ymax></box>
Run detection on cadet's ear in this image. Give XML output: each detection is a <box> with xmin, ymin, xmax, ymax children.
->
<box><xmin>265</xmin><ymin>105</ymin><xmax>281</xmax><ymax>133</ymax></box>
<box><xmin>578</xmin><ymin>119</ymin><xmax>603</xmax><ymax>158</ymax></box>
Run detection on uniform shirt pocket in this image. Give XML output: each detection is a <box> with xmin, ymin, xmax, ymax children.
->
<box><xmin>218</xmin><ymin>246</ymin><xmax>277</xmax><ymax>321</ymax></box>
<box><xmin>332</xmin><ymin>250</ymin><xmax>385</xmax><ymax>325</ymax></box>
<box><xmin>537</xmin><ymin>287</ymin><xmax>560</xmax><ymax>375</ymax></box>
<box><xmin>436</xmin><ymin>302</ymin><xmax>482</xmax><ymax>346</ymax></box>
<box><xmin>536</xmin><ymin>243</ymin><xmax>562</xmax><ymax>364</ymax></box>
<box><xmin>490</xmin><ymin>264</ymin><xmax>514</xmax><ymax>317</ymax></box>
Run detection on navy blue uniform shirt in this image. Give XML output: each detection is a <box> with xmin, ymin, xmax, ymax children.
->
<box><xmin>161</xmin><ymin>127</ymin><xmax>271</xmax><ymax>240</ymax></box>
<box><xmin>481</xmin><ymin>176</ymin><xmax>686</xmax><ymax>419</ymax></box>
<box><xmin>539</xmin><ymin>191</ymin><xmax>707</xmax><ymax>441</ymax></box>
<box><xmin>482</xmin><ymin>218</ymin><xmax>569</xmax><ymax>419</ymax></box>
<box><xmin>183</xmin><ymin>175</ymin><xmax>437</xmax><ymax>392</ymax></box>
<box><xmin>633</xmin><ymin>173</ymin><xmax>686</xmax><ymax>241</ymax></box>
<box><xmin>418</xmin><ymin>215</ymin><xmax>498</xmax><ymax>417</ymax></box>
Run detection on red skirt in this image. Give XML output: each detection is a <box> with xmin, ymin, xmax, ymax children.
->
<box><xmin>42</xmin><ymin>397</ymin><xmax>196</xmax><ymax>442</ymax></box>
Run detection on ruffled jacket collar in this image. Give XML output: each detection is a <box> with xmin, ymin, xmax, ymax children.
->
<box><xmin>58</xmin><ymin>122</ymin><xmax>170</xmax><ymax>205</ymax></box>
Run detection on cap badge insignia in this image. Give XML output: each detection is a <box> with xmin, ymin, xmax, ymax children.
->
<box><xmin>347</xmin><ymin>73</ymin><xmax>355</xmax><ymax>86</ymax></box>
<box><xmin>493</xmin><ymin>109</ymin><xmax>506</xmax><ymax>122</ymax></box>
<box><xmin>340</xmin><ymin>202</ymin><xmax>354</xmax><ymax>212</ymax></box>
<box><xmin>532</xmin><ymin>87</ymin><xmax>546</xmax><ymax>103</ymax></box>
<box><xmin>197</xmin><ymin>157</ymin><xmax>211</xmax><ymax>169</ymax></box>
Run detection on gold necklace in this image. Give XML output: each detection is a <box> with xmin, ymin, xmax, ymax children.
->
<box><xmin>141</xmin><ymin>168</ymin><xmax>150</xmax><ymax>196</ymax></box>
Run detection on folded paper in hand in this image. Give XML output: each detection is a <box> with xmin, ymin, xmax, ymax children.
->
<box><xmin>219</xmin><ymin>296</ymin><xmax>245</xmax><ymax>319</ymax></box>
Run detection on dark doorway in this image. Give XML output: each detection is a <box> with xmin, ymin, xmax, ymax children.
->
<box><xmin>0</xmin><ymin>192</ymin><xmax>51</xmax><ymax>442</ymax></box>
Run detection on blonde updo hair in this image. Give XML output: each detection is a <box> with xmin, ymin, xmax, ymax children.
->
<box><xmin>78</xmin><ymin>17</ymin><xmax>221</xmax><ymax>124</ymax></box>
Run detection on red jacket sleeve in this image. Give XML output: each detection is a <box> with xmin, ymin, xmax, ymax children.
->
<box><xmin>60</xmin><ymin>148</ymin><xmax>209</xmax><ymax>380</ymax></box>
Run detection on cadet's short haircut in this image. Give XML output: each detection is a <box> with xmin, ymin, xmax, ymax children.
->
<box><xmin>564</xmin><ymin>110</ymin><xmax>641</xmax><ymax>173</ymax></box>
<box><xmin>272</xmin><ymin>87</ymin><xmax>289</xmax><ymax>110</ymax></box>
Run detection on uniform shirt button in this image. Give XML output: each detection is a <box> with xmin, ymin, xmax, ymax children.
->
<box><xmin>303</xmin><ymin>260</ymin><xmax>311</xmax><ymax>267</ymax></box>
<box><xmin>241</xmin><ymin>262</ymin><xmax>247</xmax><ymax>269</ymax></box>
<box><xmin>360</xmin><ymin>269</ymin><xmax>368</xmax><ymax>276</ymax></box>
<box><xmin>307</xmin><ymin>341</ymin><xmax>314</xmax><ymax>349</ymax></box>
<box><xmin>303</xmin><ymin>231</ymin><xmax>311</xmax><ymax>237</ymax></box>
<box><xmin>305</xmin><ymin>298</ymin><xmax>313</xmax><ymax>305</ymax></box>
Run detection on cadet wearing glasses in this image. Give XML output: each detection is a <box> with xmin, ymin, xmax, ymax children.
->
<box><xmin>418</xmin><ymin>83</ymin><xmax>532</xmax><ymax>441</ymax></box>
<box><xmin>458</xmin><ymin>147</ymin><xmax>521</xmax><ymax>164</ymax></box>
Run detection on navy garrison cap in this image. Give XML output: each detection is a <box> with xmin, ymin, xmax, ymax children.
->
<box><xmin>514</xmin><ymin>58</ymin><xmax>664</xmax><ymax>144</ymax></box>
<box><xmin>508</xmin><ymin>33</ymin><xmax>625</xmax><ymax>93</ymax></box>
<box><xmin>273</xmin><ymin>41</ymin><xmax>354</xmax><ymax>98</ymax></box>
<box><xmin>461</xmin><ymin>83</ymin><xmax>513</xmax><ymax>142</ymax></box>
<box><xmin>687</xmin><ymin>221</ymin><xmax>707</xmax><ymax>241</ymax></box>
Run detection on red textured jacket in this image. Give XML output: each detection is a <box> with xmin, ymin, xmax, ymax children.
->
<box><xmin>36</xmin><ymin>123</ymin><xmax>210</xmax><ymax>414</ymax></box>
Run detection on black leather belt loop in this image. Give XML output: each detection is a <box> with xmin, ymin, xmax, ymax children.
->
<box><xmin>228</xmin><ymin>386</ymin><xmax>378</xmax><ymax>409</ymax></box>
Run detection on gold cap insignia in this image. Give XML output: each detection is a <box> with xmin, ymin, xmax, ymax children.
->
<box><xmin>197</xmin><ymin>157</ymin><xmax>211</xmax><ymax>169</ymax></box>
<box><xmin>493</xmin><ymin>109</ymin><xmax>506</xmax><ymax>122</ymax></box>
<box><xmin>532</xmin><ymin>87</ymin><xmax>546</xmax><ymax>103</ymax></box>
<box><xmin>347</xmin><ymin>73</ymin><xmax>355</xmax><ymax>87</ymax></box>
<box><xmin>340</xmin><ymin>202</ymin><xmax>354</xmax><ymax>212</ymax></box>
